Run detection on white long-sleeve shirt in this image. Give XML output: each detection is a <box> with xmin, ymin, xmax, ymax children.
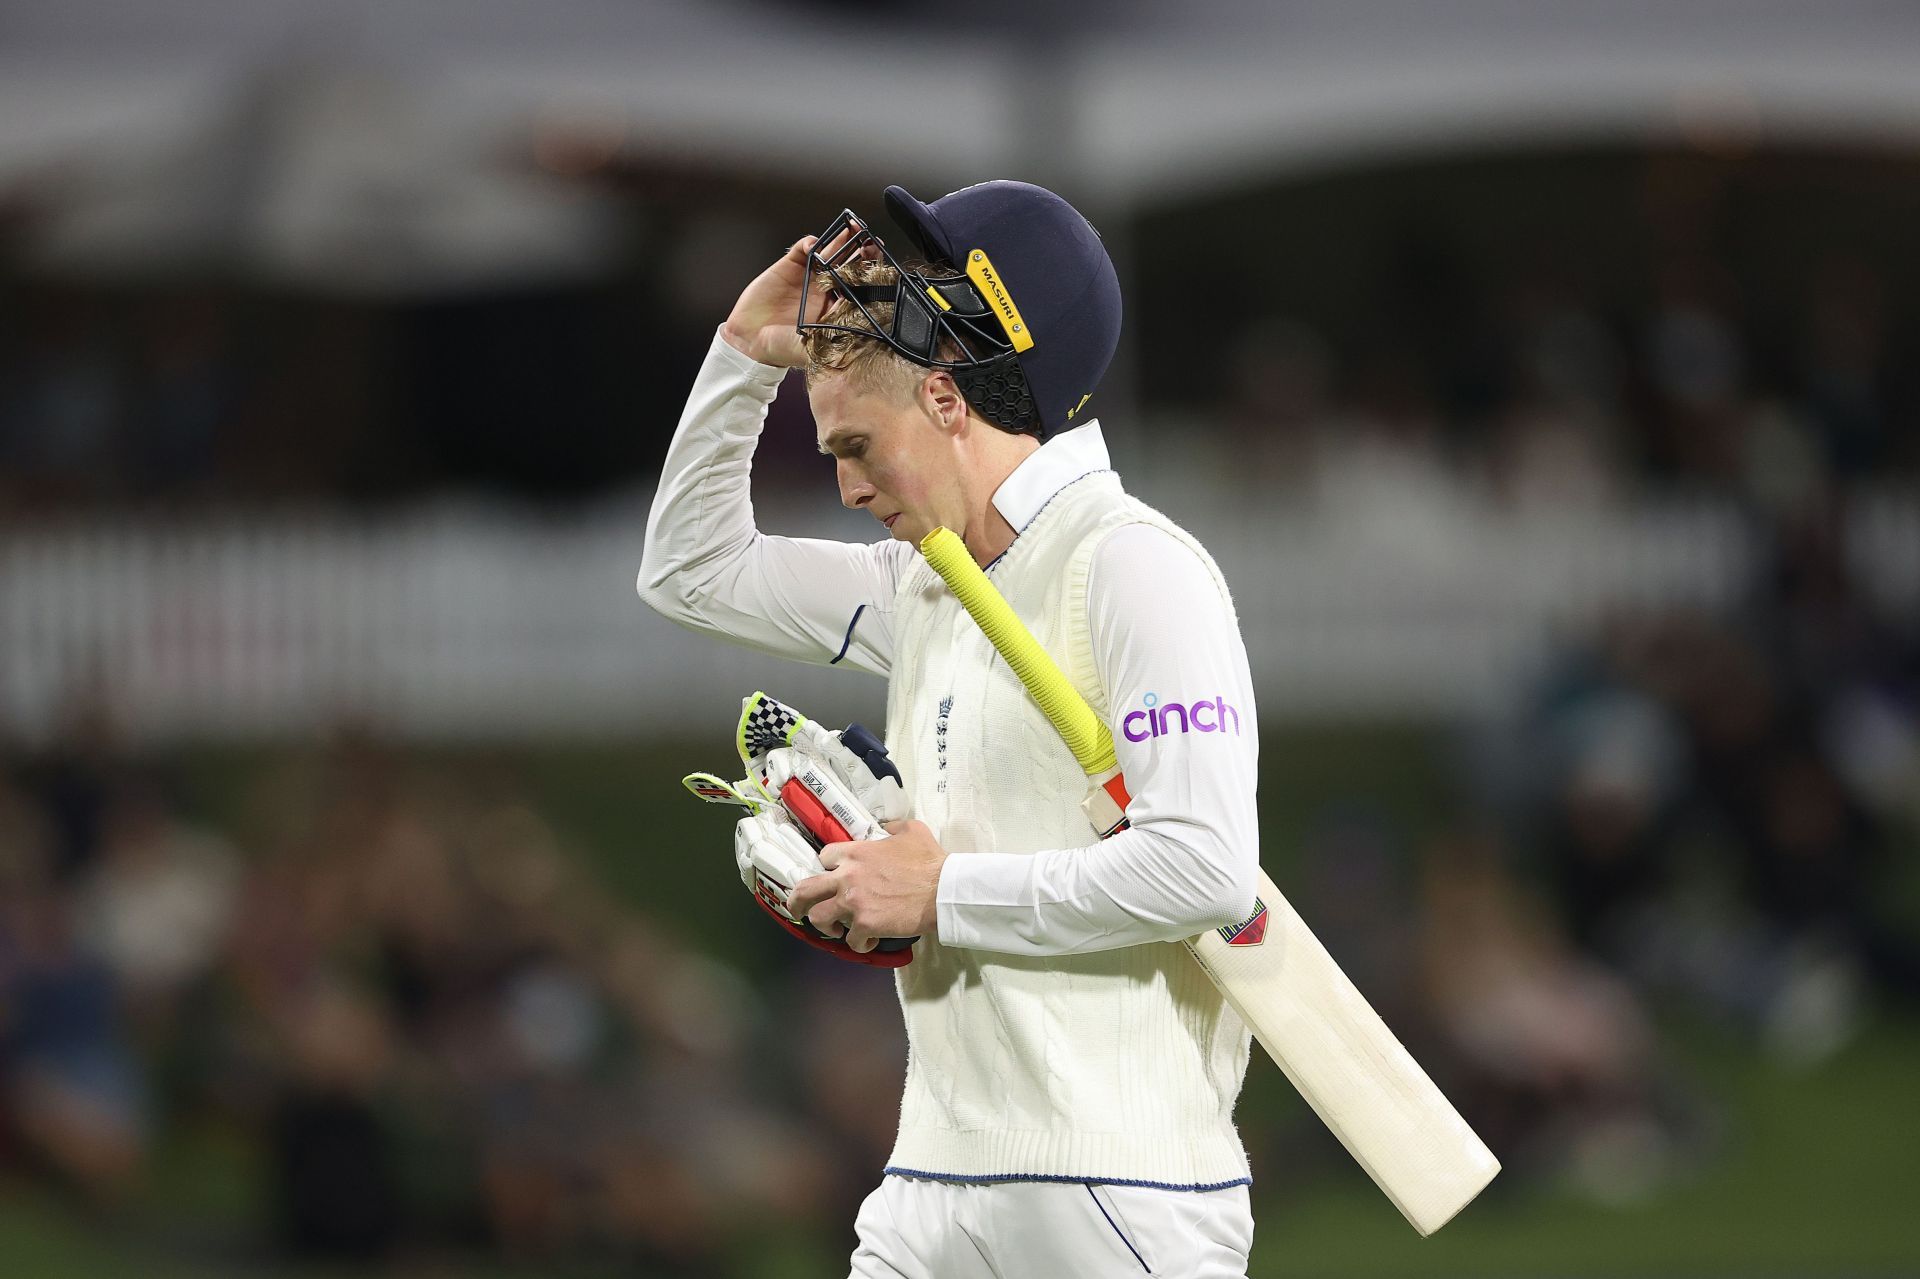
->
<box><xmin>640</xmin><ymin>332</ymin><xmax>1260</xmax><ymax>956</ymax></box>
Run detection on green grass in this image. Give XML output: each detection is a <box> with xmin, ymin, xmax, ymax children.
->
<box><xmin>0</xmin><ymin>1188</ymin><xmax>209</xmax><ymax>1279</ymax></box>
<box><xmin>1254</xmin><ymin>1015</ymin><xmax>1920</xmax><ymax>1277</ymax></box>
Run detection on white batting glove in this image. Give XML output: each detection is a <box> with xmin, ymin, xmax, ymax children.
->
<box><xmin>688</xmin><ymin>692</ymin><xmax>918</xmax><ymax>968</ymax></box>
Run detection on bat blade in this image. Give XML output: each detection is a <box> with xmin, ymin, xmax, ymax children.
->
<box><xmin>1188</xmin><ymin>874</ymin><xmax>1499</xmax><ymax>1235</ymax></box>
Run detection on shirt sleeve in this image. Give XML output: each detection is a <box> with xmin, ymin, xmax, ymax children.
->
<box><xmin>934</xmin><ymin>523</ymin><xmax>1262</xmax><ymax>955</ymax></box>
<box><xmin>637</xmin><ymin>329</ymin><xmax>913</xmax><ymax>677</ymax></box>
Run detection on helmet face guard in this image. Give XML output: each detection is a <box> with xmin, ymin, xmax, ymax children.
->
<box><xmin>797</xmin><ymin>209</ymin><xmax>1039</xmax><ymax>434</ymax></box>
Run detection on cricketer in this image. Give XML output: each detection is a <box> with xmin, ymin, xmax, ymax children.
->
<box><xmin>639</xmin><ymin>181</ymin><xmax>1264</xmax><ymax>1277</ymax></box>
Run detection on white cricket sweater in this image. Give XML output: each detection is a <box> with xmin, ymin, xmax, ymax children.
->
<box><xmin>882</xmin><ymin>468</ymin><xmax>1253</xmax><ymax>1188</ymax></box>
<box><xmin>638</xmin><ymin>332</ymin><xmax>1262</xmax><ymax>1188</ymax></box>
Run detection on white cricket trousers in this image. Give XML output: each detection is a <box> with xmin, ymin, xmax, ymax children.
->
<box><xmin>847</xmin><ymin>1175</ymin><xmax>1254</xmax><ymax>1278</ymax></box>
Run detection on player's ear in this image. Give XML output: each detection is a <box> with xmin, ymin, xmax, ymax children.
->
<box><xmin>920</xmin><ymin>370</ymin><xmax>966</xmax><ymax>435</ymax></box>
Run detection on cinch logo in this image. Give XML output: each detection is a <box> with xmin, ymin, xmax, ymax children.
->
<box><xmin>1122</xmin><ymin>693</ymin><xmax>1242</xmax><ymax>742</ymax></box>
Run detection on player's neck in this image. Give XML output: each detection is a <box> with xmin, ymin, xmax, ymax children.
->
<box><xmin>960</xmin><ymin>425</ymin><xmax>1040</xmax><ymax>566</ymax></box>
<box><xmin>962</xmin><ymin>500</ymin><xmax>1019</xmax><ymax>566</ymax></box>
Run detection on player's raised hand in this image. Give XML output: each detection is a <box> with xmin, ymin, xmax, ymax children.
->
<box><xmin>720</xmin><ymin>224</ymin><xmax>866</xmax><ymax>368</ymax></box>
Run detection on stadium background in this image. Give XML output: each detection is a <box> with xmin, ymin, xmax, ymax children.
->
<box><xmin>1</xmin><ymin>2</ymin><xmax>1917</xmax><ymax>1275</ymax></box>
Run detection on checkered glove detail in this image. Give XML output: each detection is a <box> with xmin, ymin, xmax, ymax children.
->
<box><xmin>736</xmin><ymin>692</ymin><xmax>908</xmax><ymax>825</ymax></box>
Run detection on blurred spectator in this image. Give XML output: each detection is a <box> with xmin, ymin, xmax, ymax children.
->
<box><xmin>125</xmin><ymin>296</ymin><xmax>237</xmax><ymax>500</ymax></box>
<box><xmin>269</xmin><ymin>979</ymin><xmax>401</xmax><ymax>1260</ymax></box>
<box><xmin>1418</xmin><ymin>827</ymin><xmax>1680</xmax><ymax>1205</ymax></box>
<box><xmin>0</xmin><ymin>780</ymin><xmax>147</xmax><ymax>1200</ymax></box>
<box><xmin>14</xmin><ymin>697</ymin><xmax>123</xmax><ymax>884</ymax></box>
<box><xmin>0</xmin><ymin>293</ymin><xmax>120</xmax><ymax>510</ymax></box>
<box><xmin>1800</xmin><ymin>254</ymin><xmax>1891</xmax><ymax>477</ymax></box>
<box><xmin>77</xmin><ymin>778</ymin><xmax>240</xmax><ymax>1009</ymax></box>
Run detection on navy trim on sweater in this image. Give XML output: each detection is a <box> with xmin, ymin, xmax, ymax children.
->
<box><xmin>881</xmin><ymin>1166</ymin><xmax>1250</xmax><ymax>1193</ymax></box>
<box><xmin>829</xmin><ymin>604</ymin><xmax>868</xmax><ymax>665</ymax></box>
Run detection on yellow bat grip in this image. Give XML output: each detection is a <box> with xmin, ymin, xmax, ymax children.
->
<box><xmin>919</xmin><ymin>527</ymin><xmax>1117</xmax><ymax>777</ymax></box>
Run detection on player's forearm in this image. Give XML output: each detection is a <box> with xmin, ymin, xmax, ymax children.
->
<box><xmin>934</xmin><ymin>820</ymin><xmax>1258</xmax><ymax>956</ymax></box>
<box><xmin>637</xmin><ymin>330</ymin><xmax>789</xmax><ymax>620</ymax></box>
<box><xmin>637</xmin><ymin>331</ymin><xmax>907</xmax><ymax>671</ymax></box>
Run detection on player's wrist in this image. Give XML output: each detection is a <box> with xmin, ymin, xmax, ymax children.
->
<box><xmin>712</xmin><ymin>325</ymin><xmax>797</xmax><ymax>385</ymax></box>
<box><xmin>922</xmin><ymin>850</ymin><xmax>948</xmax><ymax>939</ymax></box>
<box><xmin>931</xmin><ymin>849</ymin><xmax>970</xmax><ymax>944</ymax></box>
<box><xmin>718</xmin><ymin>319</ymin><xmax>758</xmax><ymax>359</ymax></box>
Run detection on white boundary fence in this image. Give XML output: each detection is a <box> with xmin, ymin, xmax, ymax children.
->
<box><xmin>2</xmin><ymin>488</ymin><xmax>1916</xmax><ymax>744</ymax></box>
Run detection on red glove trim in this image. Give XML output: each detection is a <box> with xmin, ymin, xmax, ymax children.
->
<box><xmin>779</xmin><ymin>776</ymin><xmax>855</xmax><ymax>847</ymax></box>
<box><xmin>750</xmin><ymin>892</ymin><xmax>914</xmax><ymax>968</ymax></box>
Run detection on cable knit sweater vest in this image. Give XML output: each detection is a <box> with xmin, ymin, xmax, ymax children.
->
<box><xmin>881</xmin><ymin>469</ymin><xmax>1253</xmax><ymax>1188</ymax></box>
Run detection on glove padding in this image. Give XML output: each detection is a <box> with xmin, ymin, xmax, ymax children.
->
<box><xmin>733</xmin><ymin>808</ymin><xmax>824</xmax><ymax>925</ymax></box>
<box><xmin>685</xmin><ymin>692</ymin><xmax>917</xmax><ymax>968</ymax></box>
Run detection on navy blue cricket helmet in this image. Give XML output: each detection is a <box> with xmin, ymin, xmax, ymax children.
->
<box><xmin>798</xmin><ymin>180</ymin><xmax>1122</xmax><ymax>440</ymax></box>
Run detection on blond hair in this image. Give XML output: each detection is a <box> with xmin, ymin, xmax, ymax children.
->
<box><xmin>802</xmin><ymin>257</ymin><xmax>946</xmax><ymax>402</ymax></box>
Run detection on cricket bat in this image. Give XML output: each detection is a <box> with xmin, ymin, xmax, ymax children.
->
<box><xmin>920</xmin><ymin>527</ymin><xmax>1499</xmax><ymax>1236</ymax></box>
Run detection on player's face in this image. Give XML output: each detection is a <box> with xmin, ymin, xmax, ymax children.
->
<box><xmin>811</xmin><ymin>372</ymin><xmax>962</xmax><ymax>545</ymax></box>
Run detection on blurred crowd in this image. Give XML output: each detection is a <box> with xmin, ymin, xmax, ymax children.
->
<box><xmin>0</xmin><ymin>292</ymin><xmax>242</xmax><ymax>510</ymax></box>
<box><xmin>6</xmin><ymin>157</ymin><xmax>1918</xmax><ymax>519</ymax></box>
<box><xmin>0</xmin><ymin>284</ymin><xmax>664</xmax><ymax>512</ymax></box>
<box><xmin>1372</xmin><ymin>508</ymin><xmax>1915</xmax><ymax>1205</ymax></box>
<box><xmin>0</xmin><ymin>723</ymin><xmax>905</xmax><ymax>1275</ymax></box>
<box><xmin>1211</xmin><ymin>248</ymin><xmax>1915</xmax><ymax>530</ymax></box>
